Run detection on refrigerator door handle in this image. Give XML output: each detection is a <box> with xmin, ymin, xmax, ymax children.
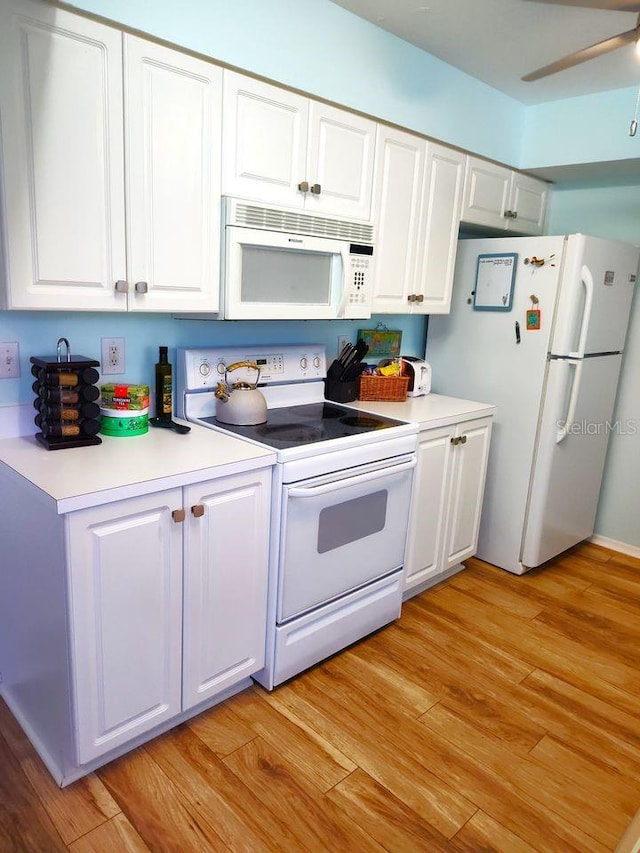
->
<box><xmin>556</xmin><ymin>358</ymin><xmax>583</xmax><ymax>444</ymax></box>
<box><xmin>568</xmin><ymin>265</ymin><xmax>594</xmax><ymax>359</ymax></box>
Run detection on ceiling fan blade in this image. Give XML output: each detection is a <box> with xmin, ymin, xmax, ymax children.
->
<box><xmin>522</xmin><ymin>27</ymin><xmax>637</xmax><ymax>81</ymax></box>
<box><xmin>523</xmin><ymin>1</ymin><xmax>640</xmax><ymax>10</ymax></box>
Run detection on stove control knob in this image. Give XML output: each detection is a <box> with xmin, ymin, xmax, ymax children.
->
<box><xmin>216</xmin><ymin>360</ymin><xmax>226</xmax><ymax>375</ymax></box>
<box><xmin>199</xmin><ymin>361</ymin><xmax>211</xmax><ymax>377</ymax></box>
<box><xmin>313</xmin><ymin>356</ymin><xmax>321</xmax><ymax>369</ymax></box>
<box><xmin>300</xmin><ymin>357</ymin><xmax>308</xmax><ymax>370</ymax></box>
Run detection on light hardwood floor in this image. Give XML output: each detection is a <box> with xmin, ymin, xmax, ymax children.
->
<box><xmin>1</xmin><ymin>541</ymin><xmax>639</xmax><ymax>852</ymax></box>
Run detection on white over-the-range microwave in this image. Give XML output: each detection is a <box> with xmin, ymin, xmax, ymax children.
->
<box><xmin>220</xmin><ymin>197</ymin><xmax>374</xmax><ymax>320</ymax></box>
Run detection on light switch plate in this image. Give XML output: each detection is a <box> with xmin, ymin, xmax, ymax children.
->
<box><xmin>0</xmin><ymin>342</ymin><xmax>20</xmax><ymax>378</ymax></box>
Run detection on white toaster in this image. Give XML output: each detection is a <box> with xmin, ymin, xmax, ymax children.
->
<box><xmin>401</xmin><ymin>356</ymin><xmax>431</xmax><ymax>397</ymax></box>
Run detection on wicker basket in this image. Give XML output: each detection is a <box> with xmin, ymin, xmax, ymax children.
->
<box><xmin>358</xmin><ymin>374</ymin><xmax>409</xmax><ymax>402</ymax></box>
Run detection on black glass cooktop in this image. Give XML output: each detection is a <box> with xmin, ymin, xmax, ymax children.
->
<box><xmin>202</xmin><ymin>402</ymin><xmax>407</xmax><ymax>450</ymax></box>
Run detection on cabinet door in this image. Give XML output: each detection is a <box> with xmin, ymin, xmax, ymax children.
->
<box><xmin>461</xmin><ymin>157</ymin><xmax>510</xmax><ymax>230</ymax></box>
<box><xmin>124</xmin><ymin>37</ymin><xmax>222</xmax><ymax>312</ymax></box>
<box><xmin>0</xmin><ymin>0</ymin><xmax>126</xmax><ymax>310</ymax></box>
<box><xmin>442</xmin><ymin>418</ymin><xmax>492</xmax><ymax>573</ymax></box>
<box><xmin>414</xmin><ymin>143</ymin><xmax>465</xmax><ymax>314</ymax></box>
<box><xmin>370</xmin><ymin>126</ymin><xmax>425</xmax><ymax>314</ymax></box>
<box><xmin>306</xmin><ymin>101</ymin><xmax>376</xmax><ymax>221</ymax></box>
<box><xmin>67</xmin><ymin>490</ymin><xmax>183</xmax><ymax>764</ymax></box>
<box><xmin>221</xmin><ymin>71</ymin><xmax>308</xmax><ymax>208</ymax></box>
<box><xmin>182</xmin><ymin>469</ymin><xmax>271</xmax><ymax>709</ymax></box>
<box><xmin>507</xmin><ymin>172</ymin><xmax>548</xmax><ymax>235</ymax></box>
<box><xmin>404</xmin><ymin>426</ymin><xmax>454</xmax><ymax>593</ymax></box>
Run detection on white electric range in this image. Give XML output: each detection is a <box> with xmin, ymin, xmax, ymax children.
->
<box><xmin>177</xmin><ymin>345</ymin><xmax>418</xmax><ymax>688</ymax></box>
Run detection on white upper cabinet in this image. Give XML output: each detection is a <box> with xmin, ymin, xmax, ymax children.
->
<box><xmin>370</xmin><ymin>126</ymin><xmax>425</xmax><ymax>314</ymax></box>
<box><xmin>0</xmin><ymin>1</ymin><xmax>127</xmax><ymax>310</ymax></box>
<box><xmin>222</xmin><ymin>71</ymin><xmax>376</xmax><ymax>221</ymax></box>
<box><xmin>124</xmin><ymin>37</ymin><xmax>222</xmax><ymax>312</ymax></box>
<box><xmin>0</xmin><ymin>3</ymin><xmax>223</xmax><ymax>312</ymax></box>
<box><xmin>461</xmin><ymin>156</ymin><xmax>549</xmax><ymax>235</ymax></box>
<box><xmin>413</xmin><ymin>143</ymin><xmax>466</xmax><ymax>313</ymax></box>
<box><xmin>371</xmin><ymin>127</ymin><xmax>464</xmax><ymax>315</ymax></box>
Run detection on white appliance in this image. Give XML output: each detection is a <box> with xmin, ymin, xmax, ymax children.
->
<box><xmin>427</xmin><ymin>234</ymin><xmax>639</xmax><ymax>575</ymax></box>
<box><xmin>401</xmin><ymin>356</ymin><xmax>431</xmax><ymax>397</ymax></box>
<box><xmin>221</xmin><ymin>197</ymin><xmax>374</xmax><ymax>320</ymax></box>
<box><xmin>177</xmin><ymin>345</ymin><xmax>418</xmax><ymax>688</ymax></box>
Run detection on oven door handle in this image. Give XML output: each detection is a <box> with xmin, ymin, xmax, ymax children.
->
<box><xmin>286</xmin><ymin>458</ymin><xmax>416</xmax><ymax>498</ymax></box>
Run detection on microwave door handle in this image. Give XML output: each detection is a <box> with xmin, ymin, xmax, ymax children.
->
<box><xmin>336</xmin><ymin>244</ymin><xmax>352</xmax><ymax>318</ymax></box>
<box><xmin>287</xmin><ymin>458</ymin><xmax>416</xmax><ymax>498</ymax></box>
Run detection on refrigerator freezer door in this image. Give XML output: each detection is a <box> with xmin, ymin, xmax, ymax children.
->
<box><xmin>520</xmin><ymin>353</ymin><xmax>624</xmax><ymax>569</ymax></box>
<box><xmin>551</xmin><ymin>235</ymin><xmax>639</xmax><ymax>357</ymax></box>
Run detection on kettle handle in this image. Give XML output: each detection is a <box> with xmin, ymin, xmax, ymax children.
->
<box><xmin>225</xmin><ymin>360</ymin><xmax>261</xmax><ymax>388</ymax></box>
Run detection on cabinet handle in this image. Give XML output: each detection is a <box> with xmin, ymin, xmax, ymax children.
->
<box><xmin>115</xmin><ymin>279</ymin><xmax>128</xmax><ymax>293</ymax></box>
<box><xmin>298</xmin><ymin>181</ymin><xmax>309</xmax><ymax>193</ymax></box>
<box><xmin>191</xmin><ymin>504</ymin><xmax>205</xmax><ymax>518</ymax></box>
<box><xmin>135</xmin><ymin>280</ymin><xmax>148</xmax><ymax>294</ymax></box>
<box><xmin>172</xmin><ymin>508</ymin><xmax>186</xmax><ymax>523</ymax></box>
<box><xmin>310</xmin><ymin>183</ymin><xmax>322</xmax><ymax>195</ymax></box>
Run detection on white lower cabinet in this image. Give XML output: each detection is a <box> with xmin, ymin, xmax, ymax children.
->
<box><xmin>404</xmin><ymin>416</ymin><xmax>492</xmax><ymax>596</ymax></box>
<box><xmin>64</xmin><ymin>469</ymin><xmax>270</xmax><ymax>767</ymax></box>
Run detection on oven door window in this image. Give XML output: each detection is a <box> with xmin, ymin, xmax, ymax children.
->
<box><xmin>277</xmin><ymin>459</ymin><xmax>414</xmax><ymax>623</ymax></box>
<box><xmin>318</xmin><ymin>489</ymin><xmax>387</xmax><ymax>554</ymax></box>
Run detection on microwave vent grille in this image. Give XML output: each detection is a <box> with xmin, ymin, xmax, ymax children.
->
<box><xmin>233</xmin><ymin>203</ymin><xmax>373</xmax><ymax>243</ymax></box>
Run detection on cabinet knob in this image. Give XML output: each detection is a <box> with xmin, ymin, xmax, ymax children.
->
<box><xmin>511</xmin><ymin>211</ymin><xmax>518</xmax><ymax>219</ymax></box>
<box><xmin>115</xmin><ymin>279</ymin><xmax>129</xmax><ymax>293</ymax></box>
<box><xmin>451</xmin><ymin>436</ymin><xmax>459</xmax><ymax>445</ymax></box>
<box><xmin>310</xmin><ymin>183</ymin><xmax>322</xmax><ymax>195</ymax></box>
<box><xmin>134</xmin><ymin>280</ymin><xmax>148</xmax><ymax>294</ymax></box>
<box><xmin>460</xmin><ymin>434</ymin><xmax>467</xmax><ymax>444</ymax></box>
<box><xmin>415</xmin><ymin>294</ymin><xmax>424</xmax><ymax>303</ymax></box>
<box><xmin>172</xmin><ymin>508</ymin><xmax>186</xmax><ymax>523</ymax></box>
<box><xmin>298</xmin><ymin>181</ymin><xmax>309</xmax><ymax>193</ymax></box>
<box><xmin>407</xmin><ymin>294</ymin><xmax>416</xmax><ymax>303</ymax></box>
<box><xmin>191</xmin><ymin>504</ymin><xmax>205</xmax><ymax>518</ymax></box>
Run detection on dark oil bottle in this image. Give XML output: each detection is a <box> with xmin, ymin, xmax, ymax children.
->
<box><xmin>155</xmin><ymin>346</ymin><xmax>173</xmax><ymax>420</ymax></box>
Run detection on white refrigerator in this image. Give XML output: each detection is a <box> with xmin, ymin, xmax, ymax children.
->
<box><xmin>427</xmin><ymin>233</ymin><xmax>639</xmax><ymax>574</ymax></box>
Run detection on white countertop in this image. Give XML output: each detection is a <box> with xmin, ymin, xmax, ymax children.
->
<box><xmin>0</xmin><ymin>420</ymin><xmax>276</xmax><ymax>514</ymax></box>
<box><xmin>0</xmin><ymin>394</ymin><xmax>494</xmax><ymax>514</ymax></box>
<box><xmin>346</xmin><ymin>393</ymin><xmax>496</xmax><ymax>429</ymax></box>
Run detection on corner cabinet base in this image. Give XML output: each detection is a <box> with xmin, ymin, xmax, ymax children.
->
<box><xmin>2</xmin><ymin>678</ymin><xmax>252</xmax><ymax>787</ymax></box>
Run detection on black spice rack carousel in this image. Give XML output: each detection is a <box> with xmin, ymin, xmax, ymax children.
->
<box><xmin>30</xmin><ymin>337</ymin><xmax>102</xmax><ymax>450</ymax></box>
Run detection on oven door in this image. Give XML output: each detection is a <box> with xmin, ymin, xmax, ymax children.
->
<box><xmin>277</xmin><ymin>454</ymin><xmax>416</xmax><ymax>623</ymax></box>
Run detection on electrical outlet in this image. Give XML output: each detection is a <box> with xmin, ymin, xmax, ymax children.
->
<box><xmin>0</xmin><ymin>342</ymin><xmax>20</xmax><ymax>379</ymax></box>
<box><xmin>337</xmin><ymin>335</ymin><xmax>350</xmax><ymax>356</ymax></box>
<box><xmin>101</xmin><ymin>337</ymin><xmax>126</xmax><ymax>375</ymax></box>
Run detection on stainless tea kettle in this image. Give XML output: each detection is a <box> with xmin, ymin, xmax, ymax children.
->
<box><xmin>214</xmin><ymin>361</ymin><xmax>268</xmax><ymax>425</ymax></box>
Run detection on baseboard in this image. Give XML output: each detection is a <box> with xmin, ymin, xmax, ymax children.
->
<box><xmin>589</xmin><ymin>535</ymin><xmax>640</xmax><ymax>560</ymax></box>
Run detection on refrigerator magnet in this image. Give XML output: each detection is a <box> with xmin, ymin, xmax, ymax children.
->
<box><xmin>473</xmin><ymin>253</ymin><xmax>518</xmax><ymax>311</ymax></box>
<box><xmin>526</xmin><ymin>309</ymin><xmax>541</xmax><ymax>330</ymax></box>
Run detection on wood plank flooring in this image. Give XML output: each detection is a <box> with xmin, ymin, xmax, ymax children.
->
<box><xmin>1</xmin><ymin>541</ymin><xmax>639</xmax><ymax>852</ymax></box>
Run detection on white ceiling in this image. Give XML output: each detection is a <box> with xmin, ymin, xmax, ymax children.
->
<box><xmin>330</xmin><ymin>0</ymin><xmax>640</xmax><ymax>105</ymax></box>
